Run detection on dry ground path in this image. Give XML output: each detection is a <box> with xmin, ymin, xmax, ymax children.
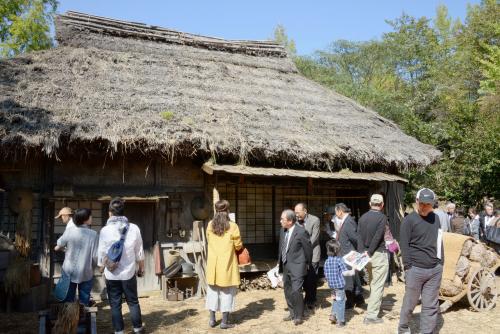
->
<box><xmin>1</xmin><ymin>277</ymin><xmax>499</xmax><ymax>333</ymax></box>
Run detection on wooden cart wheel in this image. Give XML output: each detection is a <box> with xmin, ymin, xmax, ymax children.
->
<box><xmin>467</xmin><ymin>267</ymin><xmax>497</xmax><ymax>311</ymax></box>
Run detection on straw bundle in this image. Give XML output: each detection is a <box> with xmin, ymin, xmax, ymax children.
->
<box><xmin>53</xmin><ymin>302</ymin><xmax>80</xmax><ymax>334</ymax></box>
<box><xmin>14</xmin><ymin>232</ymin><xmax>30</xmax><ymax>258</ymax></box>
<box><xmin>3</xmin><ymin>258</ymin><xmax>31</xmax><ymax>297</ymax></box>
<box><xmin>440</xmin><ymin>279</ymin><xmax>462</xmax><ymax>297</ymax></box>
<box><xmin>469</xmin><ymin>243</ymin><xmax>486</xmax><ymax>262</ymax></box>
<box><xmin>455</xmin><ymin>256</ymin><xmax>470</xmax><ymax>278</ymax></box>
<box><xmin>460</xmin><ymin>239</ymin><xmax>474</xmax><ymax>257</ymax></box>
<box><xmin>481</xmin><ymin>249</ymin><xmax>497</xmax><ymax>268</ymax></box>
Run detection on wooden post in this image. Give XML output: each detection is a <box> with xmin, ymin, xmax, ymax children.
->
<box><xmin>86</xmin><ymin>306</ymin><xmax>98</xmax><ymax>334</ymax></box>
<box><xmin>38</xmin><ymin>310</ymin><xmax>49</xmax><ymax>334</ymax></box>
<box><xmin>272</xmin><ymin>186</ymin><xmax>276</xmax><ymax>245</ymax></box>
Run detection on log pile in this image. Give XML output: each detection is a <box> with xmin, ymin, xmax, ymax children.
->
<box><xmin>239</xmin><ymin>274</ymin><xmax>275</xmax><ymax>291</ymax></box>
<box><xmin>440</xmin><ymin>240</ymin><xmax>498</xmax><ymax>297</ymax></box>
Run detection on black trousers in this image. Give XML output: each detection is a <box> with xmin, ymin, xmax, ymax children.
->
<box><xmin>283</xmin><ymin>265</ymin><xmax>305</xmax><ymax>320</ymax></box>
<box><xmin>304</xmin><ymin>262</ymin><xmax>319</xmax><ymax>306</ymax></box>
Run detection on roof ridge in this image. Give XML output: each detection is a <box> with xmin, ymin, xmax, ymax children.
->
<box><xmin>57</xmin><ymin>11</ymin><xmax>288</xmax><ymax>57</ymax></box>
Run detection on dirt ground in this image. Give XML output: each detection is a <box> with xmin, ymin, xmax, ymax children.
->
<box><xmin>1</xmin><ymin>277</ymin><xmax>499</xmax><ymax>334</ymax></box>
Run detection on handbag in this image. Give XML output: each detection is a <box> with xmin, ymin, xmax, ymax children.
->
<box><xmin>236</xmin><ymin>247</ymin><xmax>251</xmax><ymax>265</ymax></box>
<box><xmin>103</xmin><ymin>223</ymin><xmax>129</xmax><ymax>272</ymax></box>
<box><xmin>53</xmin><ymin>270</ymin><xmax>70</xmax><ymax>302</ymax></box>
<box><xmin>384</xmin><ymin>224</ymin><xmax>400</xmax><ymax>253</ymax></box>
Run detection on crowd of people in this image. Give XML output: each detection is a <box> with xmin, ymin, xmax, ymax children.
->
<box><xmin>208</xmin><ymin>189</ymin><xmax>498</xmax><ymax>333</ymax></box>
<box><xmin>433</xmin><ymin>200</ymin><xmax>500</xmax><ymax>252</ymax></box>
<box><xmin>54</xmin><ymin>191</ymin><xmax>498</xmax><ymax>334</ymax></box>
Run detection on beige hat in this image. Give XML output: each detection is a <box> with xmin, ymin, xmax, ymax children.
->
<box><xmin>370</xmin><ymin>194</ymin><xmax>384</xmax><ymax>204</ymax></box>
<box><xmin>55</xmin><ymin>207</ymin><xmax>73</xmax><ymax>219</ymax></box>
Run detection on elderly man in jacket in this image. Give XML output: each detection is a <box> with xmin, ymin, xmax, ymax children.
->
<box><xmin>295</xmin><ymin>203</ymin><xmax>320</xmax><ymax>310</ymax></box>
<box><xmin>279</xmin><ymin>209</ymin><xmax>313</xmax><ymax>325</ymax></box>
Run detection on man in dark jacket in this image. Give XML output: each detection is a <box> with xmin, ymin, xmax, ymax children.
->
<box><xmin>295</xmin><ymin>203</ymin><xmax>320</xmax><ymax>310</ymax></box>
<box><xmin>335</xmin><ymin>203</ymin><xmax>364</xmax><ymax>308</ymax></box>
<box><xmin>278</xmin><ymin>209</ymin><xmax>313</xmax><ymax>326</ymax></box>
<box><xmin>358</xmin><ymin>194</ymin><xmax>388</xmax><ymax>325</ymax></box>
<box><xmin>479</xmin><ymin>202</ymin><xmax>495</xmax><ymax>241</ymax></box>
<box><xmin>398</xmin><ymin>188</ymin><xmax>444</xmax><ymax>334</ymax></box>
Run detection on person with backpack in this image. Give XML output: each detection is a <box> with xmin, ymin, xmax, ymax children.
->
<box><xmin>98</xmin><ymin>198</ymin><xmax>145</xmax><ymax>334</ymax></box>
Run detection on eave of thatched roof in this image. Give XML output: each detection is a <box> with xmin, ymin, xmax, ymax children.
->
<box><xmin>202</xmin><ymin>162</ymin><xmax>408</xmax><ymax>183</ymax></box>
<box><xmin>0</xmin><ymin>11</ymin><xmax>440</xmax><ymax>172</ymax></box>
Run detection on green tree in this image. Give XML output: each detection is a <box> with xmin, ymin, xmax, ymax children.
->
<box><xmin>294</xmin><ymin>1</ymin><xmax>500</xmax><ymax>206</ymax></box>
<box><xmin>273</xmin><ymin>24</ymin><xmax>297</xmax><ymax>56</ymax></box>
<box><xmin>0</xmin><ymin>0</ymin><xmax>57</xmax><ymax>57</ymax></box>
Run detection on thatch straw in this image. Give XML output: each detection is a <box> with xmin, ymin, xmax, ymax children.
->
<box><xmin>14</xmin><ymin>232</ymin><xmax>30</xmax><ymax>258</ymax></box>
<box><xmin>455</xmin><ymin>256</ymin><xmax>470</xmax><ymax>278</ymax></box>
<box><xmin>0</xmin><ymin>11</ymin><xmax>440</xmax><ymax>172</ymax></box>
<box><xmin>53</xmin><ymin>301</ymin><xmax>80</xmax><ymax>334</ymax></box>
<box><xmin>469</xmin><ymin>243</ymin><xmax>486</xmax><ymax>262</ymax></box>
<box><xmin>440</xmin><ymin>278</ymin><xmax>462</xmax><ymax>297</ymax></box>
<box><xmin>481</xmin><ymin>249</ymin><xmax>498</xmax><ymax>268</ymax></box>
<box><xmin>4</xmin><ymin>258</ymin><xmax>31</xmax><ymax>297</ymax></box>
<box><xmin>460</xmin><ymin>239</ymin><xmax>474</xmax><ymax>257</ymax></box>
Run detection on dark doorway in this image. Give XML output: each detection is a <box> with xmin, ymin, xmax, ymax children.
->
<box><xmin>124</xmin><ymin>202</ymin><xmax>155</xmax><ymax>248</ymax></box>
<box><xmin>124</xmin><ymin>202</ymin><xmax>158</xmax><ymax>291</ymax></box>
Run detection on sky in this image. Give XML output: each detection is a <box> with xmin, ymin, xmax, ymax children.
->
<box><xmin>57</xmin><ymin>0</ymin><xmax>480</xmax><ymax>55</ymax></box>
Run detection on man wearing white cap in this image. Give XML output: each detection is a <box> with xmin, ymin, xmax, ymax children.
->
<box><xmin>55</xmin><ymin>207</ymin><xmax>76</xmax><ymax>230</ymax></box>
<box><xmin>358</xmin><ymin>194</ymin><xmax>388</xmax><ymax>325</ymax></box>
<box><xmin>398</xmin><ymin>188</ymin><xmax>444</xmax><ymax>334</ymax></box>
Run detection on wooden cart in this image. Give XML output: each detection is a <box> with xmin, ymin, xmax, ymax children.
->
<box><xmin>439</xmin><ymin>233</ymin><xmax>499</xmax><ymax>312</ymax></box>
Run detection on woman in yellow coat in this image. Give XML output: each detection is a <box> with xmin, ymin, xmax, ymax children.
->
<box><xmin>205</xmin><ymin>199</ymin><xmax>243</xmax><ymax>329</ymax></box>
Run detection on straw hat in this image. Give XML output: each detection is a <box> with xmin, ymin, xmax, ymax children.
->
<box><xmin>55</xmin><ymin>207</ymin><xmax>73</xmax><ymax>219</ymax></box>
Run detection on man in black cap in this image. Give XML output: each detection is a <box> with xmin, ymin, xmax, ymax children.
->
<box><xmin>398</xmin><ymin>188</ymin><xmax>444</xmax><ymax>334</ymax></box>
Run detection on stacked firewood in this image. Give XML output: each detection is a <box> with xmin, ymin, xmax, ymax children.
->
<box><xmin>239</xmin><ymin>274</ymin><xmax>275</xmax><ymax>291</ymax></box>
<box><xmin>440</xmin><ymin>240</ymin><xmax>498</xmax><ymax>297</ymax></box>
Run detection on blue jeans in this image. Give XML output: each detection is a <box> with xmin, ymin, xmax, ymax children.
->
<box><xmin>64</xmin><ymin>279</ymin><xmax>93</xmax><ymax>306</ymax></box>
<box><xmin>106</xmin><ymin>276</ymin><xmax>143</xmax><ymax>332</ymax></box>
<box><xmin>331</xmin><ymin>288</ymin><xmax>346</xmax><ymax>323</ymax></box>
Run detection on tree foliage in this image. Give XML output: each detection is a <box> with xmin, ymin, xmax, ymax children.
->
<box><xmin>273</xmin><ymin>24</ymin><xmax>297</xmax><ymax>56</ymax></box>
<box><xmin>293</xmin><ymin>0</ymin><xmax>499</xmax><ymax>206</ymax></box>
<box><xmin>0</xmin><ymin>0</ymin><xmax>57</xmax><ymax>57</ymax></box>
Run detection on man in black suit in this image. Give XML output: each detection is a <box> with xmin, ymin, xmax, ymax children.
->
<box><xmin>335</xmin><ymin>203</ymin><xmax>364</xmax><ymax>309</ymax></box>
<box><xmin>278</xmin><ymin>209</ymin><xmax>313</xmax><ymax>325</ymax></box>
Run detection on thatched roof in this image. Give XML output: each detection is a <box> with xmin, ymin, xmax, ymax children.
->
<box><xmin>0</xmin><ymin>11</ymin><xmax>440</xmax><ymax>172</ymax></box>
